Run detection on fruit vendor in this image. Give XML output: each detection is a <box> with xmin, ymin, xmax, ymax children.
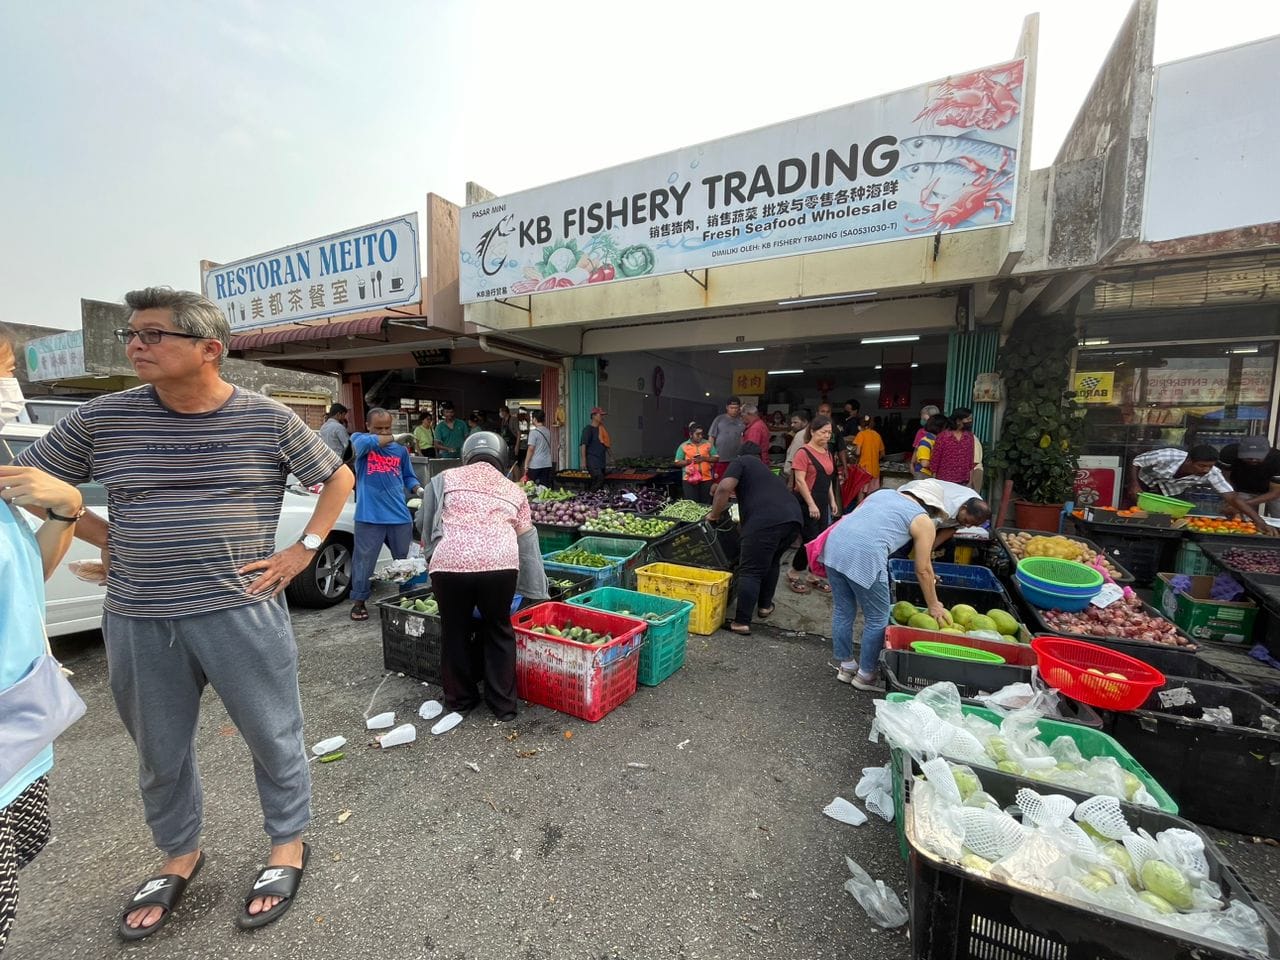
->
<box><xmin>816</xmin><ymin>484</ymin><xmax>952</xmax><ymax>691</ymax></box>
<box><xmin>673</xmin><ymin>423</ymin><xmax>718</xmax><ymax>504</ymax></box>
<box><xmin>348</xmin><ymin>408</ymin><xmax>425</xmax><ymax>623</ymax></box>
<box><xmin>1219</xmin><ymin>436</ymin><xmax>1280</xmax><ymax>519</ymax></box>
<box><xmin>1128</xmin><ymin>445</ymin><xmax>1274</xmax><ymax>534</ymax></box>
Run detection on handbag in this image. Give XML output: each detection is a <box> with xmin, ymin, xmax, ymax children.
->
<box><xmin>0</xmin><ymin>628</ymin><xmax>86</xmax><ymax>788</ymax></box>
<box><xmin>804</xmin><ymin>518</ymin><xmax>840</xmax><ymax>580</ymax></box>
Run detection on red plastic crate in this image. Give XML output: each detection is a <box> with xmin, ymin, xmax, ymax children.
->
<box><xmin>512</xmin><ymin>602</ymin><xmax>647</xmax><ymax>722</ymax></box>
<box><xmin>1031</xmin><ymin>636</ymin><xmax>1166</xmax><ymax>710</ymax></box>
<box><xmin>883</xmin><ymin>624</ymin><xmax>1037</xmax><ymax>667</ymax></box>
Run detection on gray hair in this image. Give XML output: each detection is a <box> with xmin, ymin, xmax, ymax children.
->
<box><xmin>741</xmin><ymin>404</ymin><xmax>759</xmax><ymax>416</ymax></box>
<box><xmin>124</xmin><ymin>287</ymin><xmax>230</xmax><ymax>364</ymax></box>
<box><xmin>921</xmin><ymin>404</ymin><xmax>941</xmax><ymax>418</ymax></box>
<box><xmin>367</xmin><ymin>407</ymin><xmax>390</xmax><ymax>421</ymax></box>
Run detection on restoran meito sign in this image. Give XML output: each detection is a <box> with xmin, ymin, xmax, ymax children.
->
<box><xmin>201</xmin><ymin>213</ymin><xmax>421</xmax><ymax>331</ymax></box>
<box><xmin>460</xmin><ymin>59</ymin><xmax>1025</xmax><ymax>303</ymax></box>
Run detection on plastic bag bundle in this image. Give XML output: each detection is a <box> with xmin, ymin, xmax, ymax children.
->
<box><xmin>1202</xmin><ymin>705</ymin><xmax>1234</xmax><ymax>725</ymax></box>
<box><xmin>960</xmin><ymin>807</ymin><xmax>1027</xmax><ymax>862</ymax></box>
<box><xmin>855</xmin><ymin>764</ymin><xmax>895</xmax><ymax>823</ymax></box>
<box><xmin>842</xmin><ymin>858</ymin><xmax>908</xmax><ymax>929</ymax></box>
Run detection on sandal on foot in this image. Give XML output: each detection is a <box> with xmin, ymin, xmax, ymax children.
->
<box><xmin>729</xmin><ymin>623</ymin><xmax>752</xmax><ymax>635</ymax></box>
<box><xmin>810</xmin><ymin>579</ymin><xmax>832</xmax><ymax>594</ymax></box>
<box><xmin>349</xmin><ymin>604</ymin><xmax>369</xmax><ymax>622</ymax></box>
<box><xmin>118</xmin><ymin>852</ymin><xmax>206</xmax><ymax>942</ymax></box>
<box><xmin>786</xmin><ymin>577</ymin><xmax>810</xmax><ymax>595</ymax></box>
<box><xmin>237</xmin><ymin>843</ymin><xmax>310</xmax><ymax>930</ymax></box>
<box><xmin>756</xmin><ymin>605</ymin><xmax>775</xmax><ymax>619</ymax></box>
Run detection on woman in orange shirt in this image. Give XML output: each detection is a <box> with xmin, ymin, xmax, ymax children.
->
<box><xmin>673</xmin><ymin>424</ymin><xmax>718</xmax><ymax>503</ymax></box>
<box><xmin>851</xmin><ymin>417</ymin><xmax>884</xmax><ymax>504</ymax></box>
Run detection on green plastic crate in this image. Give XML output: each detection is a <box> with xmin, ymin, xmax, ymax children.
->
<box><xmin>1175</xmin><ymin>541</ymin><xmax>1220</xmax><ymax>576</ymax></box>
<box><xmin>568</xmin><ymin>587</ymin><xmax>694</xmax><ymax>685</ymax></box>
<box><xmin>572</xmin><ymin>536</ymin><xmax>648</xmax><ymax>589</ymax></box>
<box><xmin>535</xmin><ymin>522</ymin><xmax>580</xmax><ymax>555</ymax></box>
<box><xmin>883</xmin><ymin>692</ymin><xmax>1177</xmax><ymax>860</ymax></box>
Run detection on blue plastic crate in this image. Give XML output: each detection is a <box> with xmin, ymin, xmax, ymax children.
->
<box><xmin>888</xmin><ymin>559</ymin><xmax>1001</xmax><ymax>592</ymax></box>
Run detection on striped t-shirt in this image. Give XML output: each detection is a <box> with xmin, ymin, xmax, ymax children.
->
<box><xmin>16</xmin><ymin>386</ymin><xmax>342</xmax><ymax>618</ymax></box>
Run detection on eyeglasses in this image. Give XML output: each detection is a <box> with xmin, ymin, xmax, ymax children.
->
<box><xmin>113</xmin><ymin>328</ymin><xmax>209</xmax><ymax>346</ymax></box>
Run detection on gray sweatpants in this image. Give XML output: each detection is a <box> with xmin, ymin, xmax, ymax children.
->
<box><xmin>103</xmin><ymin>597</ymin><xmax>311</xmax><ymax>857</ymax></box>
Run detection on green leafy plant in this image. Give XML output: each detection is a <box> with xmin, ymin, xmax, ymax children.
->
<box><xmin>990</xmin><ymin>315</ymin><xmax>1084</xmax><ymax>504</ymax></box>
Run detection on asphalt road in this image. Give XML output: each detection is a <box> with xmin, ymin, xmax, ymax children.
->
<box><xmin>11</xmin><ymin>588</ymin><xmax>1280</xmax><ymax>960</ymax></box>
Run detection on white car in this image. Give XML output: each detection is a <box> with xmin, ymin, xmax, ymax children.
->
<box><xmin>2</xmin><ymin>422</ymin><xmax>381</xmax><ymax>636</ymax></box>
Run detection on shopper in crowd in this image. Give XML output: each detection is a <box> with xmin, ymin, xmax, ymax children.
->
<box><xmin>1129</xmin><ymin>445</ymin><xmax>1274</xmax><ymax>533</ymax></box>
<box><xmin>523</xmin><ymin>409</ymin><xmax>555</xmax><ymax>488</ymax></box>
<box><xmin>0</xmin><ymin>325</ymin><xmax>86</xmax><ymax>953</ymax></box>
<box><xmin>1219</xmin><ymin>436</ymin><xmax>1280</xmax><ymax>519</ymax></box>
<box><xmin>900</xmin><ymin>478</ymin><xmax>991</xmax><ymax>528</ymax></box>
<box><xmin>815</xmin><ymin>401</ymin><xmax>842</xmax><ymax>466</ymax></box>
<box><xmin>467</xmin><ymin>413</ymin><xmax>483</xmax><ymax>436</ymax></box>
<box><xmin>412</xmin><ymin>411</ymin><xmax>435</xmax><ymax>456</ymax></box>
<box><xmin>782</xmin><ymin>410</ymin><xmax>811</xmax><ymax>485</ymax></box>
<box><xmin>819</xmin><ymin>485</ymin><xmax>952</xmax><ymax>691</ymax></box>
<box><xmin>317</xmin><ymin>402</ymin><xmax>350</xmax><ymax>460</ymax></box>
<box><xmin>928</xmin><ymin>408</ymin><xmax>980</xmax><ymax>486</ymax></box>
<box><xmin>913</xmin><ymin>404</ymin><xmax>941</xmax><ymax>447</ymax></box>
<box><xmin>418</xmin><ymin>432</ymin><xmax>547</xmax><ymax>720</ymax></box>
<box><xmin>741</xmin><ymin>404</ymin><xmax>771</xmax><ymax>465</ymax></box>
<box><xmin>787</xmin><ymin>414</ymin><xmax>839</xmax><ymax>594</ymax></box>
<box><xmin>498</xmin><ymin>406</ymin><xmax>519</xmax><ymax>458</ymax></box>
<box><xmin>347</xmin><ymin>408</ymin><xmax>424</xmax><ymax>623</ymax></box>
<box><xmin>17</xmin><ymin>288</ymin><xmax>355</xmax><ymax>936</ymax></box>
<box><xmin>708</xmin><ymin>396</ymin><xmax>745</xmax><ymax>482</ymax></box>
<box><xmin>674</xmin><ymin>423</ymin><xmax>718</xmax><ymax>503</ymax></box>
<box><xmin>851</xmin><ymin>415</ymin><xmax>885</xmax><ymax>503</ymax></box>
<box><xmin>433</xmin><ymin>403</ymin><xmax>468</xmax><ymax>459</ymax></box>
<box><xmin>579</xmin><ymin>406</ymin><xmax>611</xmax><ymax>490</ymax></box>
<box><xmin>912</xmin><ymin>413</ymin><xmax>948</xmax><ymax>478</ymax></box>
<box><xmin>708</xmin><ymin>441</ymin><xmax>801</xmax><ymax>635</ymax></box>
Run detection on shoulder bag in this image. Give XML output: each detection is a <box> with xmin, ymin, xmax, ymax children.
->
<box><xmin>0</xmin><ymin>627</ymin><xmax>86</xmax><ymax>789</ymax></box>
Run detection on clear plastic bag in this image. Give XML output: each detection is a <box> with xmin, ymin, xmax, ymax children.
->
<box><xmin>842</xmin><ymin>858</ymin><xmax>908</xmax><ymax>929</ymax></box>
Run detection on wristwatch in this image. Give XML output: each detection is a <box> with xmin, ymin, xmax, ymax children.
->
<box><xmin>47</xmin><ymin>504</ymin><xmax>87</xmax><ymax>524</ymax></box>
<box><xmin>299</xmin><ymin>533</ymin><xmax>323</xmax><ymax>551</ymax></box>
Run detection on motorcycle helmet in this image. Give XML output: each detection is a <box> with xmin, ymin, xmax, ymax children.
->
<box><xmin>461</xmin><ymin>430</ymin><xmax>509</xmax><ymax>471</ymax></box>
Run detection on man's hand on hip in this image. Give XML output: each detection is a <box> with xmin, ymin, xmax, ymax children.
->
<box><xmin>240</xmin><ymin>543</ymin><xmax>314</xmax><ymax>598</ymax></box>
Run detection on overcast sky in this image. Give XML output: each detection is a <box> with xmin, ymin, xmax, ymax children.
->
<box><xmin>3</xmin><ymin>0</ymin><xmax>1278</xmax><ymax>331</ymax></box>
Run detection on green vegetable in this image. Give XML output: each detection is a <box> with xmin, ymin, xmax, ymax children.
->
<box><xmin>1140</xmin><ymin>860</ymin><xmax>1193</xmax><ymax>911</ymax></box>
<box><xmin>318</xmin><ymin>751</ymin><xmax>344</xmax><ymax>763</ymax></box>
<box><xmin>617</xmin><ymin>244</ymin><xmax>655</xmax><ymax>278</ymax></box>
<box><xmin>1136</xmin><ymin>890</ymin><xmax>1177</xmax><ymax>915</ymax></box>
<box><xmin>951</xmin><ymin>766</ymin><xmax>982</xmax><ymax>801</ymax></box>
<box><xmin>659</xmin><ymin>500</ymin><xmax>712</xmax><ymax>522</ymax></box>
<box><xmin>1102</xmin><ymin>842</ymin><xmax>1138</xmax><ymax>887</ymax></box>
<box><xmin>550</xmin><ymin>548</ymin><xmax>612</xmax><ymax>568</ymax></box>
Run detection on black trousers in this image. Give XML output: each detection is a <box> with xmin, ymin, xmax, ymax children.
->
<box><xmin>527</xmin><ymin>467</ymin><xmax>554</xmax><ymax>487</ymax></box>
<box><xmin>735</xmin><ymin>521</ymin><xmax>801</xmax><ymax>624</ymax></box>
<box><xmin>681</xmin><ymin>480</ymin><xmax>711</xmax><ymax>504</ymax></box>
<box><xmin>588</xmin><ymin>463</ymin><xmax>606</xmax><ymax>491</ymax></box>
<box><xmin>433</xmin><ymin>570</ymin><xmax>519</xmax><ymax>719</ymax></box>
<box><xmin>792</xmin><ymin>499</ymin><xmax>832</xmax><ymax>572</ymax></box>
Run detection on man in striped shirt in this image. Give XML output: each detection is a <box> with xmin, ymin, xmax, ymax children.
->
<box><xmin>16</xmin><ymin>288</ymin><xmax>355</xmax><ymax>937</ymax></box>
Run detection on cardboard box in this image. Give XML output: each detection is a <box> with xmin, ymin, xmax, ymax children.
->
<box><xmin>1154</xmin><ymin>573</ymin><xmax>1258</xmax><ymax>644</ymax></box>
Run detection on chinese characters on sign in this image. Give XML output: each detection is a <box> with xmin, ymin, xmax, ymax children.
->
<box><xmin>732</xmin><ymin>369</ymin><xmax>768</xmax><ymax>395</ymax></box>
<box><xmin>25</xmin><ymin>330</ymin><xmax>88</xmax><ymax>382</ymax></box>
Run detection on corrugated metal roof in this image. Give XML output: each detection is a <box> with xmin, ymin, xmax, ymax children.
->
<box><xmin>230</xmin><ymin>315</ymin><xmax>386</xmax><ymax>350</ymax></box>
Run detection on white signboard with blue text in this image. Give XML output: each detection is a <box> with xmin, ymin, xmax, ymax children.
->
<box><xmin>201</xmin><ymin>213</ymin><xmax>421</xmax><ymax>331</ymax></box>
<box><xmin>26</xmin><ymin>329</ymin><xmax>87</xmax><ymax>382</ymax></box>
<box><xmin>460</xmin><ymin>59</ymin><xmax>1025</xmax><ymax>303</ymax></box>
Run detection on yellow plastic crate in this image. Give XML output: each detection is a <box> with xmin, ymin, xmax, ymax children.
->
<box><xmin>635</xmin><ymin>562</ymin><xmax>732</xmax><ymax>636</ymax></box>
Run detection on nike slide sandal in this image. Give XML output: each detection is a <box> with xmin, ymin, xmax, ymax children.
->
<box><xmin>118</xmin><ymin>851</ymin><xmax>206</xmax><ymax>941</ymax></box>
<box><xmin>237</xmin><ymin>842</ymin><xmax>311</xmax><ymax>930</ymax></box>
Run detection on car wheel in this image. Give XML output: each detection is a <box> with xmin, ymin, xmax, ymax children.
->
<box><xmin>286</xmin><ymin>535</ymin><xmax>353</xmax><ymax>607</ymax></box>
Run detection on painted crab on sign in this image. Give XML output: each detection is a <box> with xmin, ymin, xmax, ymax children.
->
<box><xmin>914</xmin><ymin>60</ymin><xmax>1024</xmax><ymax>132</ymax></box>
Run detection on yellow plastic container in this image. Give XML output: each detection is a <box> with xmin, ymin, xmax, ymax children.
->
<box><xmin>634</xmin><ymin>562</ymin><xmax>733</xmax><ymax>636</ymax></box>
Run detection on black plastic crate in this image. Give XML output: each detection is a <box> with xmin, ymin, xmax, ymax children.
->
<box><xmin>1103</xmin><ymin>678</ymin><xmax>1280</xmax><ymax>838</ymax></box>
<box><xmin>880</xmin><ymin>649</ymin><xmax>1102</xmax><ymax>727</ymax></box>
<box><xmin>1072</xmin><ymin>521</ymin><xmax>1182</xmax><ymax>586</ymax></box>
<box><xmin>377</xmin><ymin>588</ymin><xmax>444</xmax><ymax>683</ymax></box>
<box><xmin>1054</xmin><ymin>635</ymin><xmax>1244</xmax><ymax>685</ymax></box>
<box><xmin>901</xmin><ymin>754</ymin><xmax>1280</xmax><ymax>960</ymax></box>
<box><xmin>545</xmin><ymin>571</ymin><xmax>597</xmax><ymax>603</ymax></box>
<box><xmin>1198</xmin><ymin>540</ymin><xmax>1280</xmax><ymax>580</ymax></box>
<box><xmin>579</xmin><ymin>518</ymin><xmax>687</xmax><ymax>545</ymax></box>
<box><xmin>994</xmin><ymin>527</ymin><xmax>1135</xmax><ymax>585</ymax></box>
<box><xmin>644</xmin><ymin>519</ymin><xmax>737</xmax><ymax>571</ymax></box>
<box><xmin>891</xmin><ymin>581</ymin><xmax>1021</xmax><ymax>623</ymax></box>
<box><xmin>1011</xmin><ymin>578</ymin><xmax>1198</xmax><ymax>653</ymax></box>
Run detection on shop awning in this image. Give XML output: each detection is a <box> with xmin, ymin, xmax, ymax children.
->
<box><xmin>229</xmin><ymin>315</ymin><xmax>387</xmax><ymax>351</ymax></box>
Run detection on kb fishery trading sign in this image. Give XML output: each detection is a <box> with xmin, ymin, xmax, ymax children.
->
<box><xmin>461</xmin><ymin>59</ymin><xmax>1025</xmax><ymax>303</ymax></box>
<box><xmin>202</xmin><ymin>214</ymin><xmax>421</xmax><ymax>332</ymax></box>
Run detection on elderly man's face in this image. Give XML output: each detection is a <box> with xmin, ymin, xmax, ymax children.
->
<box><xmin>369</xmin><ymin>412</ymin><xmax>394</xmax><ymax>436</ymax></box>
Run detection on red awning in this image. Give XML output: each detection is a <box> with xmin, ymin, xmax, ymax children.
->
<box><xmin>230</xmin><ymin>315</ymin><xmax>387</xmax><ymax>351</ymax></box>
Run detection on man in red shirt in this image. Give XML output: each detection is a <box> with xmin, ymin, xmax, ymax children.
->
<box><xmin>742</xmin><ymin>404</ymin><xmax>771</xmax><ymax>465</ymax></box>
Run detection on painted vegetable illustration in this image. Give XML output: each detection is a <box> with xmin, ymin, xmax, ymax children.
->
<box><xmin>617</xmin><ymin>244</ymin><xmax>655</xmax><ymax>277</ymax></box>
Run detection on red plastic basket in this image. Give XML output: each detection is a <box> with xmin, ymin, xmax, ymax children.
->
<box><xmin>512</xmin><ymin>602</ymin><xmax>647</xmax><ymax>722</ymax></box>
<box><xmin>883</xmin><ymin>625</ymin><xmax>1037</xmax><ymax>667</ymax></box>
<box><xmin>1031</xmin><ymin>636</ymin><xmax>1166</xmax><ymax>710</ymax></box>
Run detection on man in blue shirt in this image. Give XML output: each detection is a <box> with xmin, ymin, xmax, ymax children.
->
<box><xmin>349</xmin><ymin>408</ymin><xmax>424</xmax><ymax>621</ymax></box>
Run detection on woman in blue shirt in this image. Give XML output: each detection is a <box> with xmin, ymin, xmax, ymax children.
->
<box><xmin>0</xmin><ymin>326</ymin><xmax>85</xmax><ymax>951</ymax></box>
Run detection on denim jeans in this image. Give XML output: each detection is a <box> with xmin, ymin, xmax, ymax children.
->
<box><xmin>828</xmin><ymin>569</ymin><xmax>892</xmax><ymax>675</ymax></box>
<box><xmin>351</xmin><ymin>521</ymin><xmax>413</xmax><ymax>601</ymax></box>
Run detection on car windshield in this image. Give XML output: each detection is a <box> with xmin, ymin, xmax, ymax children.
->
<box><xmin>0</xmin><ymin>436</ymin><xmax>107</xmax><ymax>507</ymax></box>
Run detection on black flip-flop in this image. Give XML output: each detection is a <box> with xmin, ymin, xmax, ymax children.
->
<box><xmin>350</xmin><ymin>605</ymin><xmax>369</xmax><ymax>622</ymax></box>
<box><xmin>118</xmin><ymin>851</ymin><xmax>206</xmax><ymax>941</ymax></box>
<box><xmin>757</xmin><ymin>606</ymin><xmax>775</xmax><ymax>619</ymax></box>
<box><xmin>237</xmin><ymin>842</ymin><xmax>310</xmax><ymax>930</ymax></box>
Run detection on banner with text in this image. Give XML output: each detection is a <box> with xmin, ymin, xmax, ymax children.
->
<box><xmin>202</xmin><ymin>213</ymin><xmax>421</xmax><ymax>332</ymax></box>
<box><xmin>460</xmin><ymin>59</ymin><xmax>1024</xmax><ymax>303</ymax></box>
<box><xmin>26</xmin><ymin>330</ymin><xmax>87</xmax><ymax>382</ymax></box>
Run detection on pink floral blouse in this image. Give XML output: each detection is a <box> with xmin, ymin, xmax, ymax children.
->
<box><xmin>429</xmin><ymin>463</ymin><xmax>532</xmax><ymax>574</ymax></box>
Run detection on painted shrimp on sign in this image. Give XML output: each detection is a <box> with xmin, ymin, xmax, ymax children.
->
<box><xmin>201</xmin><ymin>213</ymin><xmax>421</xmax><ymax>332</ymax></box>
<box><xmin>460</xmin><ymin>60</ymin><xmax>1025</xmax><ymax>303</ymax></box>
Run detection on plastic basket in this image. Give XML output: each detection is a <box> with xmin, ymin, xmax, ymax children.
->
<box><xmin>1073</xmin><ymin>521</ymin><xmax>1181</xmax><ymax>586</ymax></box>
<box><xmin>899</xmin><ymin>753</ymin><xmax>1280</xmax><ymax>960</ymax></box>
<box><xmin>1013</xmin><ymin>583</ymin><xmax>1197</xmax><ymax>652</ymax></box>
<box><xmin>535</xmin><ymin>522</ymin><xmax>581</xmax><ymax>555</ymax></box>
<box><xmin>577</xmin><ymin>517</ymin><xmax>683</xmax><ymax>544</ymax></box>
<box><xmin>1103</xmin><ymin>677</ymin><xmax>1280</xmax><ymax>838</ymax></box>
<box><xmin>545</xmin><ymin>571</ymin><xmax>598</xmax><ymax>603</ymax></box>
<box><xmin>575</xmin><ymin>536</ymin><xmax>649</xmax><ymax>589</ymax></box>
<box><xmin>889</xmin><ymin>581</ymin><xmax>1025</xmax><ymax>633</ymax></box>
<box><xmin>644</xmin><ymin>519</ymin><xmax>737</xmax><ymax>571</ymax></box>
<box><xmin>634</xmin><ymin>562</ymin><xmax>733</xmax><ymax>635</ymax></box>
<box><xmin>376</xmin><ymin>588</ymin><xmax>443</xmax><ymax>683</ymax></box>
<box><xmin>888</xmin><ymin>559</ymin><xmax>1002</xmax><ymax>592</ymax></box>
<box><xmin>1013</xmin><ymin>576</ymin><xmax>1099</xmax><ymax>612</ymax></box>
<box><xmin>910</xmin><ymin>640</ymin><xmax>1006</xmax><ymax>664</ymax></box>
<box><xmin>511</xmin><ymin>602</ymin><xmax>647</xmax><ymax>722</ymax></box>
<box><xmin>879</xmin><ymin>649</ymin><xmax>1102</xmax><ymax>728</ymax></box>
<box><xmin>1030</xmin><ymin>636</ymin><xmax>1166</xmax><ymax>710</ymax></box>
<box><xmin>542</xmin><ymin>558</ymin><xmax>620</xmax><ymax>591</ymax></box>
<box><xmin>1175</xmin><ymin>540</ymin><xmax>1221</xmax><ymax>576</ymax></box>
<box><xmin>994</xmin><ymin>527</ymin><xmax>1135</xmax><ymax>585</ymax></box>
<box><xmin>1017</xmin><ymin>557</ymin><xmax>1105</xmax><ymax>591</ymax></box>
<box><xmin>884</xmin><ymin>625</ymin><xmax>1036</xmax><ymax>666</ymax></box>
<box><xmin>1137</xmin><ymin>491</ymin><xmax>1195</xmax><ymax>517</ymax></box>
<box><xmin>568</xmin><ymin>587</ymin><xmax>694</xmax><ymax>686</ymax></box>
<box><xmin>1057</xmin><ymin>636</ymin><xmax>1242</xmax><ymax>684</ymax></box>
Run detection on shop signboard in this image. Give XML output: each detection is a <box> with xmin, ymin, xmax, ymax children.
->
<box><xmin>732</xmin><ymin>369</ymin><xmax>768</xmax><ymax>395</ymax></box>
<box><xmin>1073</xmin><ymin>371</ymin><xmax>1115</xmax><ymax>404</ymax></box>
<box><xmin>201</xmin><ymin>214</ymin><xmax>421</xmax><ymax>332</ymax></box>
<box><xmin>25</xmin><ymin>329</ymin><xmax>87</xmax><ymax>382</ymax></box>
<box><xmin>460</xmin><ymin>59</ymin><xmax>1026</xmax><ymax>303</ymax></box>
<box><xmin>1144</xmin><ymin>358</ymin><xmax>1273</xmax><ymax>405</ymax></box>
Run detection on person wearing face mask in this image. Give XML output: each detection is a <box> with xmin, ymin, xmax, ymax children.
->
<box><xmin>913</xmin><ymin>405</ymin><xmax>941</xmax><ymax>447</ymax></box>
<box><xmin>0</xmin><ymin>324</ymin><xmax>87</xmax><ymax>953</ymax></box>
<box><xmin>929</xmin><ymin>408</ymin><xmax>981</xmax><ymax>487</ymax></box>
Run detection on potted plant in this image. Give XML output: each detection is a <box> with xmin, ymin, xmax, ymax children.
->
<box><xmin>990</xmin><ymin>315</ymin><xmax>1085</xmax><ymax>532</ymax></box>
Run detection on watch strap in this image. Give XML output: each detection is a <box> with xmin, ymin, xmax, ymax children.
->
<box><xmin>47</xmin><ymin>505</ymin><xmax>86</xmax><ymax>523</ymax></box>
